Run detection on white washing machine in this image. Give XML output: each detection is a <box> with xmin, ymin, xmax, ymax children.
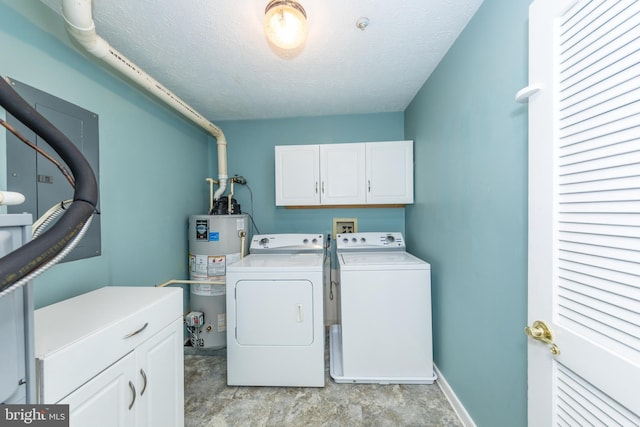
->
<box><xmin>226</xmin><ymin>233</ymin><xmax>325</xmax><ymax>387</ymax></box>
<box><xmin>330</xmin><ymin>232</ymin><xmax>436</xmax><ymax>384</ymax></box>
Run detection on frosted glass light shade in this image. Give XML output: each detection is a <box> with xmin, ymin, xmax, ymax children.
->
<box><xmin>264</xmin><ymin>0</ymin><xmax>307</xmax><ymax>50</ymax></box>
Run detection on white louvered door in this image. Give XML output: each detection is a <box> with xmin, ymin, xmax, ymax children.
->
<box><xmin>527</xmin><ymin>0</ymin><xmax>640</xmax><ymax>425</ymax></box>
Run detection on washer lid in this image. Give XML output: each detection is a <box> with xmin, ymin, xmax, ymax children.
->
<box><xmin>339</xmin><ymin>251</ymin><xmax>430</xmax><ymax>269</ymax></box>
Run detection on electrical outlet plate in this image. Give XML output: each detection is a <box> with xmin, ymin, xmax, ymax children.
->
<box><xmin>333</xmin><ymin>218</ymin><xmax>358</xmax><ymax>238</ymax></box>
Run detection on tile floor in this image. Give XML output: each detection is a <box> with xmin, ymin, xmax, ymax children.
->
<box><xmin>183</xmin><ymin>345</ymin><xmax>462</xmax><ymax>427</ymax></box>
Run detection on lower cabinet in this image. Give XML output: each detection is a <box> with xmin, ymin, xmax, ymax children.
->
<box><xmin>35</xmin><ymin>287</ymin><xmax>184</xmax><ymax>427</ymax></box>
<box><xmin>134</xmin><ymin>318</ymin><xmax>184</xmax><ymax>427</ymax></box>
<box><xmin>59</xmin><ymin>352</ymin><xmax>135</xmax><ymax>427</ymax></box>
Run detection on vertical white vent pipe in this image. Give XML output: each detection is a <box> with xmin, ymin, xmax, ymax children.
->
<box><xmin>61</xmin><ymin>0</ymin><xmax>228</xmax><ymax>199</ymax></box>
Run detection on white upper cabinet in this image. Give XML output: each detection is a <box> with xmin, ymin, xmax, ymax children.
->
<box><xmin>320</xmin><ymin>143</ymin><xmax>367</xmax><ymax>205</ymax></box>
<box><xmin>366</xmin><ymin>140</ymin><xmax>414</xmax><ymax>204</ymax></box>
<box><xmin>275</xmin><ymin>144</ymin><xmax>320</xmax><ymax>206</ymax></box>
<box><xmin>275</xmin><ymin>141</ymin><xmax>413</xmax><ymax>206</ymax></box>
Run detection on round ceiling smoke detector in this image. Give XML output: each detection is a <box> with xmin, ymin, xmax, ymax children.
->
<box><xmin>356</xmin><ymin>17</ymin><xmax>370</xmax><ymax>31</ymax></box>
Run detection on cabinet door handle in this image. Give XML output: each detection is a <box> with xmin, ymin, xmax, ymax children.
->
<box><xmin>321</xmin><ymin>181</ymin><xmax>325</xmax><ymax>194</ymax></box>
<box><xmin>128</xmin><ymin>381</ymin><xmax>136</xmax><ymax>410</ymax></box>
<box><xmin>124</xmin><ymin>322</ymin><xmax>148</xmax><ymax>339</ymax></box>
<box><xmin>140</xmin><ymin>369</ymin><xmax>148</xmax><ymax>396</ymax></box>
<box><xmin>368</xmin><ymin>180</ymin><xmax>371</xmax><ymax>192</ymax></box>
<box><xmin>315</xmin><ymin>181</ymin><xmax>318</xmax><ymax>194</ymax></box>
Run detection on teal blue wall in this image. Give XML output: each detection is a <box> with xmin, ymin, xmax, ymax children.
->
<box><xmin>0</xmin><ymin>1</ymin><xmax>210</xmax><ymax>308</ymax></box>
<box><xmin>404</xmin><ymin>0</ymin><xmax>529</xmax><ymax>426</ymax></box>
<box><xmin>215</xmin><ymin>114</ymin><xmax>406</xmax><ymax>238</ymax></box>
<box><xmin>2</xmin><ymin>0</ymin><xmax>530</xmax><ymax>423</ymax></box>
<box><xmin>0</xmin><ymin>1</ymin><xmax>406</xmax><ymax>308</ymax></box>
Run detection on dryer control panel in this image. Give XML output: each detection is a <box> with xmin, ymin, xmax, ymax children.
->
<box><xmin>249</xmin><ymin>233</ymin><xmax>324</xmax><ymax>253</ymax></box>
<box><xmin>336</xmin><ymin>232</ymin><xmax>405</xmax><ymax>252</ymax></box>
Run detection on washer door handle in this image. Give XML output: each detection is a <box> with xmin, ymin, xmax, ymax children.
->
<box><xmin>296</xmin><ymin>304</ymin><xmax>303</xmax><ymax>322</ymax></box>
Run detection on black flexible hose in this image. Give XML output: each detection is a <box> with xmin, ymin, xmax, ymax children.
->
<box><xmin>0</xmin><ymin>76</ymin><xmax>99</xmax><ymax>292</ymax></box>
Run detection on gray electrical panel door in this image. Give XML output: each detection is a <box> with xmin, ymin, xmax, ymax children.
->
<box><xmin>5</xmin><ymin>78</ymin><xmax>100</xmax><ymax>262</ymax></box>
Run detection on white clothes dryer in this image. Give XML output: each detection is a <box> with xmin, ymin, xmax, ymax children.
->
<box><xmin>330</xmin><ymin>232</ymin><xmax>436</xmax><ymax>384</ymax></box>
<box><xmin>226</xmin><ymin>234</ymin><xmax>325</xmax><ymax>387</ymax></box>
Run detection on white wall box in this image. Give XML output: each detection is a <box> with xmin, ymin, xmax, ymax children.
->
<box><xmin>275</xmin><ymin>140</ymin><xmax>413</xmax><ymax>206</ymax></box>
<box><xmin>34</xmin><ymin>286</ymin><xmax>184</xmax><ymax>427</ymax></box>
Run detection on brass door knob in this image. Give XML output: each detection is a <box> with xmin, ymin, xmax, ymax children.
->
<box><xmin>525</xmin><ymin>320</ymin><xmax>560</xmax><ymax>355</ymax></box>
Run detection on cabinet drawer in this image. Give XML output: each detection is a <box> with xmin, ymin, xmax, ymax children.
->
<box><xmin>35</xmin><ymin>286</ymin><xmax>182</xmax><ymax>403</ymax></box>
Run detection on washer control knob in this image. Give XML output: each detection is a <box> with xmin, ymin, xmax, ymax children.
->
<box><xmin>351</xmin><ymin>237</ymin><xmax>357</xmax><ymax>243</ymax></box>
<box><xmin>259</xmin><ymin>237</ymin><xmax>269</xmax><ymax>246</ymax></box>
<box><xmin>303</xmin><ymin>238</ymin><xmax>309</xmax><ymax>244</ymax></box>
<box><xmin>312</xmin><ymin>238</ymin><xmax>318</xmax><ymax>244</ymax></box>
<box><xmin>385</xmin><ymin>235</ymin><xmax>395</xmax><ymax>243</ymax></box>
<box><xmin>360</xmin><ymin>237</ymin><xmax>366</xmax><ymax>243</ymax></box>
<box><xmin>342</xmin><ymin>238</ymin><xmax>349</xmax><ymax>244</ymax></box>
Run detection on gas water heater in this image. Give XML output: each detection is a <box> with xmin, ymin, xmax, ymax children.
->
<box><xmin>188</xmin><ymin>204</ymin><xmax>248</xmax><ymax>349</ymax></box>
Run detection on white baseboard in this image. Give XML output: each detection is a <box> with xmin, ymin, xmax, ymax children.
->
<box><xmin>434</xmin><ymin>364</ymin><xmax>476</xmax><ymax>427</ymax></box>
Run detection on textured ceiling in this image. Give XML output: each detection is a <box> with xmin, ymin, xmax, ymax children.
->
<box><xmin>40</xmin><ymin>0</ymin><xmax>483</xmax><ymax>122</ymax></box>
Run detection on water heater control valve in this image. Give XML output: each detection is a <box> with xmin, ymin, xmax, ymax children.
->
<box><xmin>185</xmin><ymin>311</ymin><xmax>204</xmax><ymax>328</ymax></box>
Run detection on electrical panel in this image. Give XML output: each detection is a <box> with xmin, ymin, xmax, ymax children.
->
<box><xmin>5</xmin><ymin>78</ymin><xmax>100</xmax><ymax>262</ymax></box>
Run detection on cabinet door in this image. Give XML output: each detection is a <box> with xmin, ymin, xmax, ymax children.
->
<box><xmin>275</xmin><ymin>145</ymin><xmax>320</xmax><ymax>206</ymax></box>
<box><xmin>320</xmin><ymin>143</ymin><xmax>366</xmax><ymax>205</ymax></box>
<box><xmin>366</xmin><ymin>140</ymin><xmax>414</xmax><ymax>204</ymax></box>
<box><xmin>59</xmin><ymin>353</ymin><xmax>136</xmax><ymax>427</ymax></box>
<box><xmin>135</xmin><ymin>318</ymin><xmax>184</xmax><ymax>427</ymax></box>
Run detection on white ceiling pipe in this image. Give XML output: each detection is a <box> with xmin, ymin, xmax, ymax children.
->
<box><xmin>61</xmin><ymin>0</ymin><xmax>228</xmax><ymax>200</ymax></box>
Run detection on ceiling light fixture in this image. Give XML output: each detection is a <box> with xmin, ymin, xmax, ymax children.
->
<box><xmin>264</xmin><ymin>0</ymin><xmax>308</xmax><ymax>50</ymax></box>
